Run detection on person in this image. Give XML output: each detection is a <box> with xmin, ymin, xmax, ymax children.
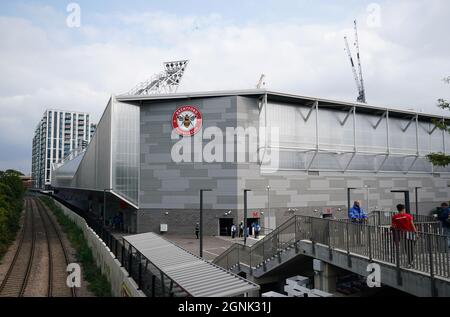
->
<box><xmin>254</xmin><ymin>223</ymin><xmax>261</xmax><ymax>239</ymax></box>
<box><xmin>195</xmin><ymin>223</ymin><xmax>200</xmax><ymax>239</ymax></box>
<box><xmin>113</xmin><ymin>214</ymin><xmax>120</xmax><ymax>230</ymax></box>
<box><xmin>231</xmin><ymin>223</ymin><xmax>237</xmax><ymax>239</ymax></box>
<box><xmin>349</xmin><ymin>201</ymin><xmax>367</xmax><ymax>246</ymax></box>
<box><xmin>238</xmin><ymin>222</ymin><xmax>244</xmax><ymax>238</ymax></box>
<box><xmin>118</xmin><ymin>213</ymin><xmax>124</xmax><ymax>231</ymax></box>
<box><xmin>391</xmin><ymin>204</ymin><xmax>418</xmax><ymax>267</ymax></box>
<box><xmin>348</xmin><ymin>201</ymin><xmax>367</xmax><ymax>223</ymax></box>
<box><xmin>438</xmin><ymin>202</ymin><xmax>450</xmax><ymax>248</ymax></box>
<box><xmin>251</xmin><ymin>222</ymin><xmax>256</xmax><ymax>237</ymax></box>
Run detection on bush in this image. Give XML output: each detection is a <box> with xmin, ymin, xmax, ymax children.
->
<box><xmin>40</xmin><ymin>196</ymin><xmax>112</xmax><ymax>297</ymax></box>
<box><xmin>0</xmin><ymin>170</ymin><xmax>24</xmax><ymax>260</ymax></box>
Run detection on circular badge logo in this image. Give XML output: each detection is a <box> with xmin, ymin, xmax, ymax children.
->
<box><xmin>172</xmin><ymin>105</ymin><xmax>202</xmax><ymax>136</ymax></box>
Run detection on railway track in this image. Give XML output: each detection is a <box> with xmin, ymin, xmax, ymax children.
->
<box><xmin>0</xmin><ymin>199</ymin><xmax>36</xmax><ymax>297</ymax></box>
<box><xmin>0</xmin><ymin>197</ymin><xmax>76</xmax><ymax>297</ymax></box>
<box><xmin>36</xmin><ymin>198</ymin><xmax>76</xmax><ymax>297</ymax></box>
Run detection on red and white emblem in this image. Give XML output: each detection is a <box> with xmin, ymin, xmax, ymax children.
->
<box><xmin>172</xmin><ymin>105</ymin><xmax>202</xmax><ymax>136</ymax></box>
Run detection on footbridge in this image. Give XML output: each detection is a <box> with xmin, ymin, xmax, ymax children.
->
<box><xmin>213</xmin><ymin>215</ymin><xmax>450</xmax><ymax>297</ymax></box>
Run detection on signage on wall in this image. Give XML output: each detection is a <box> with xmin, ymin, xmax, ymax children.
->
<box><xmin>252</xmin><ymin>211</ymin><xmax>260</xmax><ymax>218</ymax></box>
<box><xmin>172</xmin><ymin>105</ymin><xmax>202</xmax><ymax>136</ymax></box>
<box><xmin>322</xmin><ymin>207</ymin><xmax>333</xmax><ymax>214</ymax></box>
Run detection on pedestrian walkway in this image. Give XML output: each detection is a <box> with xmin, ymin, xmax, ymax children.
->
<box><xmin>123</xmin><ymin>232</ymin><xmax>260</xmax><ymax>297</ymax></box>
<box><xmin>215</xmin><ymin>235</ymin><xmax>265</xmax><ymax>247</ymax></box>
<box><xmin>214</xmin><ymin>215</ymin><xmax>450</xmax><ymax>297</ymax></box>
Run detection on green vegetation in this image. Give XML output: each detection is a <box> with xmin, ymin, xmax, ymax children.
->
<box><xmin>40</xmin><ymin>196</ymin><xmax>112</xmax><ymax>297</ymax></box>
<box><xmin>0</xmin><ymin>169</ymin><xmax>25</xmax><ymax>260</ymax></box>
<box><xmin>427</xmin><ymin>77</ymin><xmax>450</xmax><ymax>167</ymax></box>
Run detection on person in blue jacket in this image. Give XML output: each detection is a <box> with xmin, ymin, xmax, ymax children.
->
<box><xmin>438</xmin><ymin>202</ymin><xmax>450</xmax><ymax>248</ymax></box>
<box><xmin>348</xmin><ymin>201</ymin><xmax>367</xmax><ymax>223</ymax></box>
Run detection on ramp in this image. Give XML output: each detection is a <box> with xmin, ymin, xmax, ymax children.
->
<box><xmin>123</xmin><ymin>232</ymin><xmax>259</xmax><ymax>297</ymax></box>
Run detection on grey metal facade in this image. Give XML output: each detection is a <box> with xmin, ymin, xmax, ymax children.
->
<box><xmin>52</xmin><ymin>90</ymin><xmax>450</xmax><ymax>235</ymax></box>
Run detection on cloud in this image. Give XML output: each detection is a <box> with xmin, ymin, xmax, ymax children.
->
<box><xmin>0</xmin><ymin>0</ymin><xmax>449</xmax><ymax>173</ymax></box>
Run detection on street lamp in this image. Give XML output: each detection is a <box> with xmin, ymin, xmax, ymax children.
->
<box><xmin>415</xmin><ymin>187</ymin><xmax>422</xmax><ymax>217</ymax></box>
<box><xmin>364</xmin><ymin>185</ymin><xmax>370</xmax><ymax>212</ymax></box>
<box><xmin>391</xmin><ymin>190</ymin><xmax>411</xmax><ymax>214</ymax></box>
<box><xmin>103</xmin><ymin>188</ymin><xmax>113</xmax><ymax>227</ymax></box>
<box><xmin>347</xmin><ymin>188</ymin><xmax>356</xmax><ymax>213</ymax></box>
<box><xmin>266</xmin><ymin>186</ymin><xmax>271</xmax><ymax>230</ymax></box>
<box><xmin>199</xmin><ymin>189</ymin><xmax>212</xmax><ymax>258</ymax></box>
<box><xmin>244</xmin><ymin>189</ymin><xmax>252</xmax><ymax>246</ymax></box>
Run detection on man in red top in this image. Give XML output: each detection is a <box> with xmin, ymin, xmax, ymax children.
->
<box><xmin>391</xmin><ymin>204</ymin><xmax>418</xmax><ymax>267</ymax></box>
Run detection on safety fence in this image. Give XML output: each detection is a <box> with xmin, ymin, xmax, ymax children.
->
<box><xmin>48</xmin><ymin>194</ymin><xmax>189</xmax><ymax>297</ymax></box>
<box><xmin>214</xmin><ymin>215</ymin><xmax>450</xmax><ymax>282</ymax></box>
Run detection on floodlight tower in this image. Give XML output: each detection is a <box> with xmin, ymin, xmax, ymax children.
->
<box><xmin>127</xmin><ymin>60</ymin><xmax>189</xmax><ymax>95</ymax></box>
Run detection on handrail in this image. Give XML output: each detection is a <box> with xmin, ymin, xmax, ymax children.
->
<box><xmin>213</xmin><ymin>214</ymin><xmax>450</xmax><ymax>281</ymax></box>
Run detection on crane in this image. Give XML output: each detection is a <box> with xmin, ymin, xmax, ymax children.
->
<box><xmin>256</xmin><ymin>74</ymin><xmax>266</xmax><ymax>89</ymax></box>
<box><xmin>344</xmin><ymin>20</ymin><xmax>367</xmax><ymax>103</ymax></box>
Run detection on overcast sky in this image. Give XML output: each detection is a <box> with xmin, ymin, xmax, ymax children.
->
<box><xmin>0</xmin><ymin>0</ymin><xmax>449</xmax><ymax>174</ymax></box>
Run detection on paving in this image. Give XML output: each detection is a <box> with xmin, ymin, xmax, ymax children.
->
<box><xmin>112</xmin><ymin>231</ymin><xmax>264</xmax><ymax>262</ymax></box>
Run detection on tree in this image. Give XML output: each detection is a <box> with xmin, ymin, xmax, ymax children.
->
<box><xmin>426</xmin><ymin>77</ymin><xmax>450</xmax><ymax>167</ymax></box>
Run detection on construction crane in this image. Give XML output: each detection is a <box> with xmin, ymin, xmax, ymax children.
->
<box><xmin>344</xmin><ymin>20</ymin><xmax>367</xmax><ymax>103</ymax></box>
<box><xmin>256</xmin><ymin>74</ymin><xmax>266</xmax><ymax>89</ymax></box>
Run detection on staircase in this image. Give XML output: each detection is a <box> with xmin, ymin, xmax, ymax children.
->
<box><xmin>213</xmin><ymin>214</ymin><xmax>450</xmax><ymax>283</ymax></box>
<box><xmin>213</xmin><ymin>216</ymin><xmax>319</xmax><ymax>277</ymax></box>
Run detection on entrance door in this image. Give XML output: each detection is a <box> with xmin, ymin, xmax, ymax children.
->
<box><xmin>219</xmin><ymin>218</ymin><xmax>233</xmax><ymax>236</ymax></box>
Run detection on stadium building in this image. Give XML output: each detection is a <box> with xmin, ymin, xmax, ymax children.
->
<box><xmin>51</xmin><ymin>90</ymin><xmax>450</xmax><ymax>235</ymax></box>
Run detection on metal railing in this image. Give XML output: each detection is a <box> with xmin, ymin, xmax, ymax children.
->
<box><xmin>214</xmin><ymin>215</ymin><xmax>450</xmax><ymax>282</ymax></box>
<box><xmin>369</xmin><ymin>210</ymin><xmax>440</xmax><ymax>227</ymax></box>
<box><xmin>46</xmin><ymin>194</ymin><xmax>190</xmax><ymax>297</ymax></box>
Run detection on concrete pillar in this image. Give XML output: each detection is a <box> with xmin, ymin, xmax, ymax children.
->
<box><xmin>313</xmin><ymin>260</ymin><xmax>337</xmax><ymax>293</ymax></box>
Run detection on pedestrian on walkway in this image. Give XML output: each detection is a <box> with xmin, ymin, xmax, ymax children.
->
<box><xmin>348</xmin><ymin>201</ymin><xmax>367</xmax><ymax>223</ymax></box>
<box><xmin>195</xmin><ymin>223</ymin><xmax>200</xmax><ymax>239</ymax></box>
<box><xmin>438</xmin><ymin>202</ymin><xmax>450</xmax><ymax>248</ymax></box>
<box><xmin>231</xmin><ymin>223</ymin><xmax>237</xmax><ymax>239</ymax></box>
<box><xmin>238</xmin><ymin>221</ymin><xmax>244</xmax><ymax>238</ymax></box>
<box><xmin>254</xmin><ymin>223</ymin><xmax>261</xmax><ymax>239</ymax></box>
<box><xmin>349</xmin><ymin>201</ymin><xmax>367</xmax><ymax>246</ymax></box>
<box><xmin>391</xmin><ymin>204</ymin><xmax>418</xmax><ymax>267</ymax></box>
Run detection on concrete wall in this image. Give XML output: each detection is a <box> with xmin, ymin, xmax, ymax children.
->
<box><xmin>54</xmin><ymin>199</ymin><xmax>145</xmax><ymax>297</ymax></box>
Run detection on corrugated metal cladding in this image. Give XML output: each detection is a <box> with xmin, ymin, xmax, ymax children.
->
<box><xmin>52</xmin><ymin>97</ymin><xmax>140</xmax><ymax>206</ymax></box>
<box><xmin>123</xmin><ymin>232</ymin><xmax>260</xmax><ymax>297</ymax></box>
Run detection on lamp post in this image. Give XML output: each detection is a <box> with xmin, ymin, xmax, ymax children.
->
<box><xmin>364</xmin><ymin>185</ymin><xmax>370</xmax><ymax>212</ymax></box>
<box><xmin>244</xmin><ymin>189</ymin><xmax>251</xmax><ymax>246</ymax></box>
<box><xmin>199</xmin><ymin>189</ymin><xmax>212</xmax><ymax>258</ymax></box>
<box><xmin>391</xmin><ymin>190</ymin><xmax>411</xmax><ymax>214</ymax></box>
<box><xmin>266</xmin><ymin>186</ymin><xmax>271</xmax><ymax>230</ymax></box>
<box><xmin>103</xmin><ymin>188</ymin><xmax>113</xmax><ymax>227</ymax></box>
<box><xmin>347</xmin><ymin>188</ymin><xmax>356</xmax><ymax>214</ymax></box>
<box><xmin>415</xmin><ymin>187</ymin><xmax>421</xmax><ymax>217</ymax></box>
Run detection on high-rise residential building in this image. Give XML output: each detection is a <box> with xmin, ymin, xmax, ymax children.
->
<box><xmin>31</xmin><ymin>109</ymin><xmax>96</xmax><ymax>189</ymax></box>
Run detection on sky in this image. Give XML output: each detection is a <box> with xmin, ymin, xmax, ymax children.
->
<box><xmin>0</xmin><ymin>0</ymin><xmax>449</xmax><ymax>174</ymax></box>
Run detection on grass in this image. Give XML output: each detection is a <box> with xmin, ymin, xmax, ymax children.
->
<box><xmin>40</xmin><ymin>196</ymin><xmax>112</xmax><ymax>297</ymax></box>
